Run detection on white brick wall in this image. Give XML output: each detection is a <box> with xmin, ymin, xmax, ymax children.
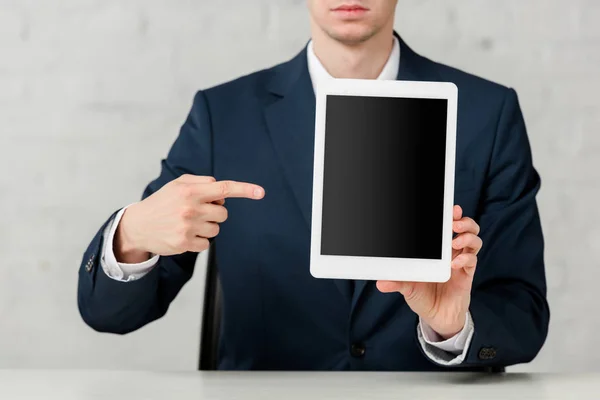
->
<box><xmin>0</xmin><ymin>0</ymin><xmax>597</xmax><ymax>372</ymax></box>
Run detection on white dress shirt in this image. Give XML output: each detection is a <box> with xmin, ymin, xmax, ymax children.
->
<box><xmin>101</xmin><ymin>36</ymin><xmax>475</xmax><ymax>366</ymax></box>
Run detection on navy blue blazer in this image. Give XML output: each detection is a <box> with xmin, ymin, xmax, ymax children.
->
<box><xmin>78</xmin><ymin>35</ymin><xmax>549</xmax><ymax>371</ymax></box>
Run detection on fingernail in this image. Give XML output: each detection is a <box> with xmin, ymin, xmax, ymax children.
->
<box><xmin>253</xmin><ymin>188</ymin><xmax>264</xmax><ymax>198</ymax></box>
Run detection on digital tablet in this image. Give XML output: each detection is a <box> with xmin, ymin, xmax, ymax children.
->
<box><xmin>310</xmin><ymin>79</ymin><xmax>458</xmax><ymax>283</ymax></box>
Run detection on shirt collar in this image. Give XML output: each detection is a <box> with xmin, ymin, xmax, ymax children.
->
<box><xmin>306</xmin><ymin>36</ymin><xmax>400</xmax><ymax>94</ymax></box>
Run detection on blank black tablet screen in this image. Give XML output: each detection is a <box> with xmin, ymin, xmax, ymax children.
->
<box><xmin>320</xmin><ymin>95</ymin><xmax>448</xmax><ymax>260</ymax></box>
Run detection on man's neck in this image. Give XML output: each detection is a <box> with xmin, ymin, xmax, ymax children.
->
<box><xmin>310</xmin><ymin>27</ymin><xmax>395</xmax><ymax>80</ymax></box>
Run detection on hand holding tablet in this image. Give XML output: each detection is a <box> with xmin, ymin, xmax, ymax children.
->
<box><xmin>310</xmin><ymin>78</ymin><xmax>484</xmax><ymax>337</ymax></box>
<box><xmin>377</xmin><ymin>204</ymin><xmax>482</xmax><ymax>338</ymax></box>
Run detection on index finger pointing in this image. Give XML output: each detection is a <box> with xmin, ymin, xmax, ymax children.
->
<box><xmin>178</xmin><ymin>174</ymin><xmax>216</xmax><ymax>184</ymax></box>
<box><xmin>199</xmin><ymin>180</ymin><xmax>265</xmax><ymax>202</ymax></box>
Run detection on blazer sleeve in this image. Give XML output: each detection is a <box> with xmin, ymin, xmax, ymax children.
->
<box><xmin>77</xmin><ymin>90</ymin><xmax>214</xmax><ymax>334</ymax></box>
<box><xmin>457</xmin><ymin>88</ymin><xmax>550</xmax><ymax>367</ymax></box>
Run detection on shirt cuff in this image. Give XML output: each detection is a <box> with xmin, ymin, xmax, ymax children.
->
<box><xmin>417</xmin><ymin>312</ymin><xmax>475</xmax><ymax>366</ymax></box>
<box><xmin>100</xmin><ymin>204</ymin><xmax>160</xmax><ymax>282</ymax></box>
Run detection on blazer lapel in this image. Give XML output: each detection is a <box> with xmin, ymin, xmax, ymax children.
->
<box><xmin>264</xmin><ymin>49</ymin><xmax>315</xmax><ymax>230</ymax></box>
<box><xmin>350</xmin><ymin>33</ymin><xmax>435</xmax><ymax>313</ymax></box>
<box><xmin>264</xmin><ymin>47</ymin><xmax>353</xmax><ymax>303</ymax></box>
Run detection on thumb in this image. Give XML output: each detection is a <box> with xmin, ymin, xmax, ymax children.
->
<box><xmin>396</xmin><ymin>282</ymin><xmax>416</xmax><ymax>298</ymax></box>
<box><xmin>376</xmin><ymin>281</ymin><xmax>415</xmax><ymax>297</ymax></box>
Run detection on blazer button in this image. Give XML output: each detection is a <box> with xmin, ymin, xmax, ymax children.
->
<box><xmin>85</xmin><ymin>257</ymin><xmax>94</xmax><ymax>272</ymax></box>
<box><xmin>478</xmin><ymin>347</ymin><xmax>497</xmax><ymax>360</ymax></box>
<box><xmin>350</xmin><ymin>343</ymin><xmax>366</xmax><ymax>358</ymax></box>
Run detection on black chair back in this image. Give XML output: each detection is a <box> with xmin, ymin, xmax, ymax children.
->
<box><xmin>199</xmin><ymin>244</ymin><xmax>221</xmax><ymax>370</ymax></box>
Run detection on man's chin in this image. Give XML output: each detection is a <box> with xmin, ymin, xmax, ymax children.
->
<box><xmin>326</xmin><ymin>25</ymin><xmax>378</xmax><ymax>45</ymax></box>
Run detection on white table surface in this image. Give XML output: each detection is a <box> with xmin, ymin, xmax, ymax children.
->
<box><xmin>0</xmin><ymin>370</ymin><xmax>596</xmax><ymax>399</ymax></box>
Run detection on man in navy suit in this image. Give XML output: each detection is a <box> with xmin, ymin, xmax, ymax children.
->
<box><xmin>78</xmin><ymin>0</ymin><xmax>549</xmax><ymax>370</ymax></box>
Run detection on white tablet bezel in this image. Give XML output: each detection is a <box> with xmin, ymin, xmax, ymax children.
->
<box><xmin>310</xmin><ymin>79</ymin><xmax>457</xmax><ymax>283</ymax></box>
